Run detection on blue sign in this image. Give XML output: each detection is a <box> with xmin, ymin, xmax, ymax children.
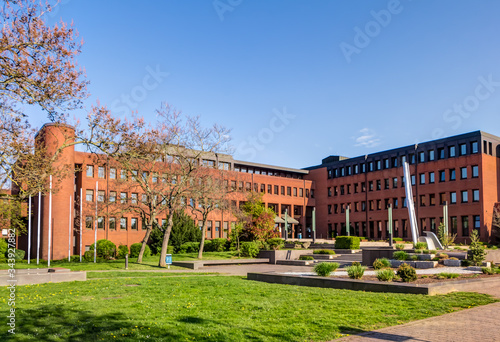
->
<box><xmin>165</xmin><ymin>254</ymin><xmax>172</xmax><ymax>265</ymax></box>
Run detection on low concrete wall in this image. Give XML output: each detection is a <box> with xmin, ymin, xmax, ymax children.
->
<box><xmin>173</xmin><ymin>258</ymin><xmax>269</xmax><ymax>270</ymax></box>
<box><xmin>362</xmin><ymin>247</ymin><xmax>395</xmax><ymax>266</ymax></box>
<box><xmin>0</xmin><ymin>268</ymin><xmax>86</xmax><ymax>286</ymax></box>
<box><xmin>257</xmin><ymin>250</ymin><xmax>305</xmax><ymax>264</ymax></box>
<box><xmin>486</xmin><ymin>249</ymin><xmax>500</xmax><ymax>264</ymax></box>
<box><xmin>247</xmin><ymin>272</ymin><xmax>500</xmax><ymax>296</ymax></box>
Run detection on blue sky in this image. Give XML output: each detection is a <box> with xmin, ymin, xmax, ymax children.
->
<box><xmin>31</xmin><ymin>0</ymin><xmax>500</xmax><ymax>169</ymax></box>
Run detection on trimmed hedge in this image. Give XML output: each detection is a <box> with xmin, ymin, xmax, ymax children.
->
<box><xmin>335</xmin><ymin>236</ymin><xmax>360</xmax><ymax>249</ymax></box>
<box><xmin>178</xmin><ymin>242</ymin><xmax>200</xmax><ymax>254</ymax></box>
<box><xmin>313</xmin><ymin>249</ymin><xmax>336</xmax><ymax>255</ymax></box>
<box><xmin>208</xmin><ymin>238</ymin><xmax>227</xmax><ymax>252</ymax></box>
<box><xmin>240</xmin><ymin>241</ymin><xmax>259</xmax><ymax>258</ymax></box>
<box><xmin>90</xmin><ymin>239</ymin><xmax>116</xmax><ymax>260</ymax></box>
<box><xmin>266</xmin><ymin>238</ymin><xmax>284</xmax><ymax>250</ymax></box>
<box><xmin>117</xmin><ymin>245</ymin><xmax>129</xmax><ymax>259</ymax></box>
<box><xmin>130</xmin><ymin>243</ymin><xmax>151</xmax><ymax>258</ymax></box>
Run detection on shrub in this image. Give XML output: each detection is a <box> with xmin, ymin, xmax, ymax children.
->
<box><xmin>437</xmin><ymin>253</ymin><xmax>449</xmax><ymax>259</ymax></box>
<box><xmin>83</xmin><ymin>250</ymin><xmax>94</xmax><ymax>262</ymax></box>
<box><xmin>266</xmin><ymin>238</ymin><xmax>284</xmax><ymax>250</ymax></box>
<box><xmin>0</xmin><ymin>238</ymin><xmax>7</xmax><ymax>257</ymax></box>
<box><xmin>5</xmin><ymin>248</ymin><xmax>25</xmax><ymax>260</ymax></box>
<box><xmin>255</xmin><ymin>240</ymin><xmax>270</xmax><ymax>251</ymax></box>
<box><xmin>346</xmin><ymin>264</ymin><xmax>365</xmax><ymax>279</ymax></box>
<box><xmin>393</xmin><ymin>238</ymin><xmax>403</xmax><ymax>242</ymax></box>
<box><xmin>431</xmin><ymin>257</ymin><xmax>439</xmax><ymax>261</ymax></box>
<box><xmin>351</xmin><ymin>261</ymin><xmax>361</xmax><ymax>266</ymax></box>
<box><xmin>314</xmin><ymin>262</ymin><xmax>339</xmax><ymax>276</ymax></box>
<box><xmin>299</xmin><ymin>255</ymin><xmax>314</xmax><ymax>260</ymax></box>
<box><xmin>240</xmin><ymin>241</ymin><xmax>259</xmax><ymax>258</ymax></box>
<box><xmin>467</xmin><ymin>230</ymin><xmax>486</xmax><ymax>266</ymax></box>
<box><xmin>117</xmin><ymin>245</ymin><xmax>129</xmax><ymax>259</ymax></box>
<box><xmin>210</xmin><ymin>238</ymin><xmax>228</xmax><ymax>252</ymax></box>
<box><xmin>410</xmin><ymin>255</ymin><xmax>419</xmax><ymax>261</ymax></box>
<box><xmin>436</xmin><ymin>272</ymin><xmax>460</xmax><ymax>279</ymax></box>
<box><xmin>167</xmin><ymin>245</ymin><xmax>174</xmax><ymax>254</ymax></box>
<box><xmin>178</xmin><ymin>242</ymin><xmax>200</xmax><ymax>254</ymax></box>
<box><xmin>376</xmin><ymin>268</ymin><xmax>395</xmax><ymax>282</ymax></box>
<box><xmin>167</xmin><ymin>211</ymin><xmax>202</xmax><ymax>253</ymax></box>
<box><xmin>90</xmin><ymin>239</ymin><xmax>116</xmax><ymax>260</ymax></box>
<box><xmin>373</xmin><ymin>258</ymin><xmax>391</xmax><ymax>270</ymax></box>
<box><xmin>481</xmin><ymin>267</ymin><xmax>495</xmax><ymax>275</ymax></box>
<box><xmin>130</xmin><ymin>243</ymin><xmax>150</xmax><ymax>258</ymax></box>
<box><xmin>461</xmin><ymin>259</ymin><xmax>472</xmax><ymax>267</ymax></box>
<box><xmin>449</xmin><ymin>257</ymin><xmax>458</xmax><ymax>260</ymax></box>
<box><xmin>70</xmin><ymin>255</ymin><xmax>80</xmax><ymax>262</ymax></box>
<box><xmin>414</xmin><ymin>242</ymin><xmax>427</xmax><ymax>250</ymax></box>
<box><xmin>313</xmin><ymin>249</ymin><xmax>336</xmax><ymax>255</ymax></box>
<box><xmin>395</xmin><ymin>244</ymin><xmax>405</xmax><ymax>250</ymax></box>
<box><xmin>393</xmin><ymin>251</ymin><xmax>409</xmax><ymax>261</ymax></box>
<box><xmin>335</xmin><ymin>236</ymin><xmax>360</xmax><ymax>249</ymax></box>
<box><xmin>203</xmin><ymin>240</ymin><xmax>214</xmax><ymax>252</ymax></box>
<box><xmin>396</xmin><ymin>263</ymin><xmax>417</xmax><ymax>282</ymax></box>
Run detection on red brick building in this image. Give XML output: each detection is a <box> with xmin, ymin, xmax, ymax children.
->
<box><xmin>304</xmin><ymin>131</ymin><xmax>500</xmax><ymax>244</ymax></box>
<box><xmin>15</xmin><ymin>125</ymin><xmax>500</xmax><ymax>260</ymax></box>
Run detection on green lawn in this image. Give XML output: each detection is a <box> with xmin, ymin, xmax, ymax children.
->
<box><xmin>0</xmin><ymin>275</ymin><xmax>496</xmax><ymax>341</ymax></box>
<box><xmin>87</xmin><ymin>271</ymin><xmax>217</xmax><ymax>279</ymax></box>
<box><xmin>0</xmin><ymin>252</ymin><xmax>242</xmax><ymax>271</ymax></box>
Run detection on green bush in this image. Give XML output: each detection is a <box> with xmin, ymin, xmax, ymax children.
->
<box><xmin>167</xmin><ymin>245</ymin><xmax>174</xmax><ymax>254</ymax></box>
<box><xmin>117</xmin><ymin>245</ymin><xmax>129</xmax><ymax>259</ymax></box>
<box><xmin>396</xmin><ymin>263</ymin><xmax>417</xmax><ymax>282</ymax></box>
<box><xmin>130</xmin><ymin>243</ymin><xmax>150</xmax><ymax>258</ymax></box>
<box><xmin>373</xmin><ymin>258</ymin><xmax>391</xmax><ymax>270</ymax></box>
<box><xmin>5</xmin><ymin>248</ymin><xmax>25</xmax><ymax>260</ymax></box>
<box><xmin>90</xmin><ymin>239</ymin><xmax>116</xmax><ymax>260</ymax></box>
<box><xmin>346</xmin><ymin>264</ymin><xmax>365</xmax><ymax>279</ymax></box>
<box><xmin>69</xmin><ymin>255</ymin><xmax>80</xmax><ymax>262</ymax></box>
<box><xmin>437</xmin><ymin>253</ymin><xmax>449</xmax><ymax>259</ymax></box>
<box><xmin>313</xmin><ymin>249</ymin><xmax>336</xmax><ymax>255</ymax></box>
<box><xmin>393</xmin><ymin>251</ymin><xmax>409</xmax><ymax>261</ymax></box>
<box><xmin>392</xmin><ymin>238</ymin><xmax>403</xmax><ymax>242</ymax></box>
<box><xmin>178</xmin><ymin>242</ymin><xmax>200</xmax><ymax>254</ymax></box>
<box><xmin>436</xmin><ymin>272</ymin><xmax>460</xmax><ymax>279</ymax></box>
<box><xmin>203</xmin><ymin>240</ymin><xmax>213</xmax><ymax>252</ymax></box>
<box><xmin>410</xmin><ymin>255</ymin><xmax>419</xmax><ymax>261</ymax></box>
<box><xmin>314</xmin><ymin>262</ymin><xmax>339</xmax><ymax>276</ymax></box>
<box><xmin>210</xmin><ymin>238</ymin><xmax>228</xmax><ymax>252</ymax></box>
<box><xmin>395</xmin><ymin>243</ymin><xmax>405</xmax><ymax>250</ymax></box>
<box><xmin>468</xmin><ymin>230</ymin><xmax>486</xmax><ymax>266</ymax></box>
<box><xmin>414</xmin><ymin>242</ymin><xmax>427</xmax><ymax>250</ymax></box>
<box><xmin>481</xmin><ymin>267</ymin><xmax>494</xmax><ymax>275</ymax></box>
<box><xmin>335</xmin><ymin>236</ymin><xmax>360</xmax><ymax>249</ymax></box>
<box><xmin>351</xmin><ymin>261</ymin><xmax>361</xmax><ymax>266</ymax></box>
<box><xmin>167</xmin><ymin>211</ymin><xmax>202</xmax><ymax>253</ymax></box>
<box><xmin>83</xmin><ymin>250</ymin><xmax>94</xmax><ymax>262</ymax></box>
<box><xmin>266</xmin><ymin>238</ymin><xmax>284</xmax><ymax>250</ymax></box>
<box><xmin>240</xmin><ymin>241</ymin><xmax>259</xmax><ymax>258</ymax></box>
<box><xmin>0</xmin><ymin>238</ymin><xmax>8</xmax><ymax>257</ymax></box>
<box><xmin>376</xmin><ymin>268</ymin><xmax>395</xmax><ymax>282</ymax></box>
<box><xmin>255</xmin><ymin>240</ymin><xmax>270</xmax><ymax>250</ymax></box>
<box><xmin>299</xmin><ymin>255</ymin><xmax>314</xmax><ymax>260</ymax></box>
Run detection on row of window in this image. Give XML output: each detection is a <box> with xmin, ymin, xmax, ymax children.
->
<box><xmin>327</xmin><ymin>141</ymin><xmax>481</xmax><ymax>179</ymax></box>
<box><xmin>328</xmin><ymin>215</ymin><xmax>480</xmax><ymax>238</ymax></box>
<box><xmin>230</xmin><ymin>181</ymin><xmax>313</xmax><ymax>198</ymax></box>
<box><xmin>327</xmin><ymin>189</ymin><xmax>481</xmax><ymax>214</ymax></box>
<box><xmin>328</xmin><ymin>166</ymin><xmax>479</xmax><ymax>196</ymax></box>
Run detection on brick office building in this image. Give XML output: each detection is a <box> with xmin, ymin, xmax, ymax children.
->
<box><xmin>304</xmin><ymin>131</ymin><xmax>500</xmax><ymax>243</ymax></box>
<box><xmin>24</xmin><ymin>124</ymin><xmax>316</xmax><ymax>260</ymax></box>
<box><xmin>13</xmin><ymin>125</ymin><xmax>500</xmax><ymax>260</ymax></box>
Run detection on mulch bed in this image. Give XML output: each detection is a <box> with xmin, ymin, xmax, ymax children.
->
<box><xmin>333</xmin><ymin>273</ymin><xmax>500</xmax><ymax>285</ymax></box>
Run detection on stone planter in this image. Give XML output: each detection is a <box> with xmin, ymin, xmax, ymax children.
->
<box><xmin>311</xmin><ymin>254</ymin><xmax>336</xmax><ymax>260</ymax></box>
<box><xmin>390</xmin><ymin>260</ymin><xmax>437</xmax><ymax>269</ymax></box>
<box><xmin>443</xmin><ymin>259</ymin><xmax>461</xmax><ymax>267</ymax></box>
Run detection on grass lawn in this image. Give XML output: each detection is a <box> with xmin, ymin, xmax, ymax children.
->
<box><xmin>87</xmin><ymin>271</ymin><xmax>218</xmax><ymax>279</ymax></box>
<box><xmin>0</xmin><ymin>275</ymin><xmax>496</xmax><ymax>341</ymax></box>
<box><xmin>0</xmin><ymin>252</ymin><xmax>242</xmax><ymax>271</ymax></box>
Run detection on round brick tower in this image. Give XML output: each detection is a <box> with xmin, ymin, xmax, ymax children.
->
<box><xmin>34</xmin><ymin>123</ymin><xmax>76</xmax><ymax>261</ymax></box>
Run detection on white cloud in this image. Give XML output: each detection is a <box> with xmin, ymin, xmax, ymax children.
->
<box><xmin>354</xmin><ymin>128</ymin><xmax>381</xmax><ymax>148</ymax></box>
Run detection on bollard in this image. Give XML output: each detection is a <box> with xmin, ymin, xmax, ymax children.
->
<box><xmin>125</xmin><ymin>254</ymin><xmax>128</xmax><ymax>270</ymax></box>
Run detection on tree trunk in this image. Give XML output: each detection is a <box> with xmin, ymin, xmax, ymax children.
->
<box><xmin>137</xmin><ymin>215</ymin><xmax>154</xmax><ymax>263</ymax></box>
<box><xmin>197</xmin><ymin>218</ymin><xmax>208</xmax><ymax>259</ymax></box>
<box><xmin>158</xmin><ymin>214</ymin><xmax>174</xmax><ymax>267</ymax></box>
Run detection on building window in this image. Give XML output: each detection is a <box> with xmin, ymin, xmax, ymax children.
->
<box><xmin>393</xmin><ymin>198</ymin><xmax>399</xmax><ymax>209</ymax></box>
<box><xmin>328</xmin><ymin>187</ymin><xmax>332</xmax><ymax>197</ymax></box>
<box><xmin>459</xmin><ymin>143</ymin><xmax>467</xmax><ymax>156</ymax></box>
<box><xmin>449</xmin><ymin>146</ymin><xmax>456</xmax><ymax>157</ymax></box>
<box><xmin>462</xmin><ymin>216</ymin><xmax>469</xmax><ymax>236</ymax></box>
<box><xmin>328</xmin><ymin>205</ymin><xmax>332</xmax><ymax>215</ymax></box>
<box><xmin>460</xmin><ymin>167</ymin><xmax>467</xmax><ymax>179</ymax></box>
<box><xmin>391</xmin><ymin>157</ymin><xmax>398</xmax><ymax>168</ymax></box>
<box><xmin>120</xmin><ymin>192</ymin><xmax>127</xmax><ymax>204</ymax></box>
<box><xmin>86</xmin><ymin>165</ymin><xmax>93</xmax><ymax>177</ymax></box>
<box><xmin>376</xmin><ymin>180</ymin><xmax>381</xmax><ymax>190</ymax></box>
<box><xmin>109</xmin><ymin>217</ymin><xmax>116</xmax><ymax>230</ymax></box>
<box><xmin>393</xmin><ymin>177</ymin><xmax>398</xmax><ymax>188</ymax></box>
<box><xmin>419</xmin><ymin>173</ymin><xmax>425</xmax><ymax>185</ymax></box>
<box><xmin>109</xmin><ymin>168</ymin><xmax>116</xmax><ymax>179</ymax></box>
<box><xmin>98</xmin><ymin>166</ymin><xmax>105</xmax><ymax>179</ymax></box>
<box><xmin>461</xmin><ymin>190</ymin><xmax>468</xmax><ymax>203</ymax></box>
<box><xmin>439</xmin><ymin>193</ymin><xmax>447</xmax><ymax>205</ymax></box>
<box><xmin>450</xmin><ymin>192</ymin><xmax>457</xmax><ymax>204</ymax></box>
<box><xmin>97</xmin><ymin>190</ymin><xmax>105</xmax><ymax>202</ymax></box>
<box><xmin>280</xmin><ymin>186</ymin><xmax>285</xmax><ymax>195</ymax></box>
<box><xmin>120</xmin><ymin>170</ymin><xmax>127</xmax><ymax>180</ymax></box>
<box><xmin>439</xmin><ymin>170</ymin><xmax>446</xmax><ymax>182</ymax></box>
<box><xmin>376</xmin><ymin>160</ymin><xmax>381</xmax><ymax>170</ymax></box>
<box><xmin>384</xmin><ymin>159</ymin><xmax>389</xmax><ymax>169</ymax></box>
<box><xmin>384</xmin><ymin>179</ymin><xmax>389</xmax><ymax>190</ymax></box>
<box><xmin>428</xmin><ymin>150</ymin><xmax>435</xmax><ymax>161</ymax></box>
<box><xmin>473</xmin><ymin>215</ymin><xmax>480</xmax><ymax>232</ymax></box>
<box><xmin>120</xmin><ymin>218</ymin><xmax>127</xmax><ymax>230</ymax></box>
<box><xmin>109</xmin><ymin>191</ymin><xmax>116</xmax><ymax>202</ymax></box>
<box><xmin>471</xmin><ymin>141</ymin><xmax>479</xmax><ymax>154</ymax></box>
<box><xmin>449</xmin><ymin>169</ymin><xmax>456</xmax><ymax>181</ymax></box>
<box><xmin>429</xmin><ymin>172</ymin><xmax>435</xmax><ymax>184</ymax></box>
<box><xmin>409</xmin><ymin>154</ymin><xmax>415</xmax><ymax>164</ymax></box>
<box><xmin>450</xmin><ymin>216</ymin><xmax>457</xmax><ymax>235</ymax></box>
<box><xmin>85</xmin><ymin>216</ymin><xmax>93</xmax><ymax>229</ymax></box>
<box><xmin>299</xmin><ymin>188</ymin><xmax>303</xmax><ymax>197</ymax></box>
<box><xmin>429</xmin><ymin>193</ymin><xmax>436</xmax><ymax>206</ymax></box>
<box><xmin>472</xmin><ymin>165</ymin><xmax>479</xmax><ymax>178</ymax></box>
<box><xmin>438</xmin><ymin>148</ymin><xmax>445</xmax><ymax>159</ymax></box>
<box><xmin>98</xmin><ymin>217</ymin><xmax>105</xmax><ymax>230</ymax></box>
<box><xmin>131</xmin><ymin>218</ymin><xmax>138</xmax><ymax>230</ymax></box>
<box><xmin>411</xmin><ymin>175</ymin><xmax>416</xmax><ymax>186</ymax></box>
<box><xmin>131</xmin><ymin>193</ymin><xmax>138</xmax><ymax>204</ymax></box>
<box><xmin>86</xmin><ymin>189</ymin><xmax>94</xmax><ymax>202</ymax></box>
<box><xmin>418</xmin><ymin>151</ymin><xmax>425</xmax><ymax>163</ymax></box>
<box><xmin>473</xmin><ymin>189</ymin><xmax>480</xmax><ymax>202</ymax></box>
<box><xmin>286</xmin><ymin>187</ymin><xmax>291</xmax><ymax>196</ymax></box>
